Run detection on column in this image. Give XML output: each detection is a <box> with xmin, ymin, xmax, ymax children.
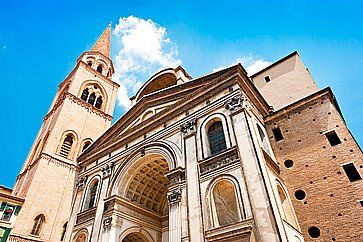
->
<box><xmin>225</xmin><ymin>94</ymin><xmax>282</xmax><ymax>242</ymax></box>
<box><xmin>181</xmin><ymin>120</ymin><xmax>204</xmax><ymax>242</ymax></box>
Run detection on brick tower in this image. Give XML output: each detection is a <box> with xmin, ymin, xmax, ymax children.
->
<box><xmin>9</xmin><ymin>24</ymin><xmax>119</xmax><ymax>242</ymax></box>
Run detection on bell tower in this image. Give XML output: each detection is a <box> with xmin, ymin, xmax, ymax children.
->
<box><xmin>10</xmin><ymin>24</ymin><xmax>119</xmax><ymax>242</ymax></box>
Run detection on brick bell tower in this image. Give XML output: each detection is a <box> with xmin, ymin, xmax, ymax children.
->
<box><xmin>10</xmin><ymin>24</ymin><xmax>119</xmax><ymax>241</ymax></box>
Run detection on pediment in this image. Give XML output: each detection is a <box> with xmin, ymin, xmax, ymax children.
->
<box><xmin>79</xmin><ymin>65</ymin><xmax>270</xmax><ymax>164</ymax></box>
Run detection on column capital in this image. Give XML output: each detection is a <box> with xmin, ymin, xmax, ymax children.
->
<box><xmin>76</xmin><ymin>176</ymin><xmax>87</xmax><ymax>190</ymax></box>
<box><xmin>167</xmin><ymin>189</ymin><xmax>182</xmax><ymax>204</ymax></box>
<box><xmin>180</xmin><ymin>119</ymin><xmax>197</xmax><ymax>137</ymax></box>
<box><xmin>224</xmin><ymin>94</ymin><xmax>247</xmax><ymax>113</ymax></box>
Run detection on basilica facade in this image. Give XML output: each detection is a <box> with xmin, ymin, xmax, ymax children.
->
<box><xmin>5</xmin><ymin>25</ymin><xmax>363</xmax><ymax>242</ymax></box>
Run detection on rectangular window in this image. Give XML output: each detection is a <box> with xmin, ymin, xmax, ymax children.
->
<box><xmin>264</xmin><ymin>76</ymin><xmax>271</xmax><ymax>83</ymax></box>
<box><xmin>342</xmin><ymin>163</ymin><xmax>361</xmax><ymax>182</ymax></box>
<box><xmin>1</xmin><ymin>204</ymin><xmax>15</xmax><ymax>221</ymax></box>
<box><xmin>272</xmin><ymin>127</ymin><xmax>284</xmax><ymax>142</ymax></box>
<box><xmin>325</xmin><ymin>130</ymin><xmax>341</xmax><ymax>146</ymax></box>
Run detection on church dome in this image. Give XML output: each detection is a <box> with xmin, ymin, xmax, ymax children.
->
<box><xmin>133</xmin><ymin>66</ymin><xmax>192</xmax><ymax>103</ymax></box>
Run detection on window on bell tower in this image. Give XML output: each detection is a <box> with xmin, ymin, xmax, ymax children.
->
<box><xmin>95</xmin><ymin>96</ymin><xmax>103</xmax><ymax>109</ymax></box>
<box><xmin>81</xmin><ymin>88</ymin><xmax>89</xmax><ymax>101</ymax></box>
<box><xmin>97</xmin><ymin>65</ymin><xmax>103</xmax><ymax>74</ymax></box>
<box><xmin>88</xmin><ymin>93</ymin><xmax>96</xmax><ymax>105</ymax></box>
<box><xmin>59</xmin><ymin>135</ymin><xmax>73</xmax><ymax>158</ymax></box>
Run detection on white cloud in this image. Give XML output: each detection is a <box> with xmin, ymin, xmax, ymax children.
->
<box><xmin>112</xmin><ymin>16</ymin><xmax>181</xmax><ymax>109</ymax></box>
<box><xmin>213</xmin><ymin>55</ymin><xmax>272</xmax><ymax>76</ymax></box>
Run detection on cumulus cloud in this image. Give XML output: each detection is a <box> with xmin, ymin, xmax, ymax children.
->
<box><xmin>112</xmin><ymin>16</ymin><xmax>181</xmax><ymax>109</ymax></box>
<box><xmin>213</xmin><ymin>55</ymin><xmax>272</xmax><ymax>76</ymax></box>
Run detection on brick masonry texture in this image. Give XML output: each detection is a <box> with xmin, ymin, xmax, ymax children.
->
<box><xmin>265</xmin><ymin>92</ymin><xmax>363</xmax><ymax>241</ymax></box>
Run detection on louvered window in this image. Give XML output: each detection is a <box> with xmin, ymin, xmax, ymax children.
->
<box><xmin>95</xmin><ymin>96</ymin><xmax>103</xmax><ymax>109</ymax></box>
<box><xmin>31</xmin><ymin>214</ymin><xmax>45</xmax><ymax>236</ymax></box>
<box><xmin>88</xmin><ymin>93</ymin><xmax>96</xmax><ymax>105</ymax></box>
<box><xmin>59</xmin><ymin>135</ymin><xmax>73</xmax><ymax>158</ymax></box>
<box><xmin>81</xmin><ymin>88</ymin><xmax>89</xmax><ymax>101</ymax></box>
<box><xmin>208</xmin><ymin>121</ymin><xmax>227</xmax><ymax>155</ymax></box>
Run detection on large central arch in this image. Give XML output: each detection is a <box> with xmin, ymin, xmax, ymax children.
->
<box><xmin>108</xmin><ymin>141</ymin><xmax>183</xmax><ymax>242</ymax></box>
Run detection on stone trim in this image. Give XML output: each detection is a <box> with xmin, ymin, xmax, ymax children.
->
<box><xmin>76</xmin><ymin>176</ymin><xmax>87</xmax><ymax>190</ymax></box>
<box><xmin>180</xmin><ymin>119</ymin><xmax>197</xmax><ymax>138</ymax></box>
<box><xmin>75</xmin><ymin>207</ymin><xmax>97</xmax><ymax>225</ymax></box>
<box><xmin>199</xmin><ymin>147</ymin><xmax>239</xmax><ymax>176</ymax></box>
<box><xmin>205</xmin><ymin>218</ymin><xmax>254</xmax><ymax>242</ymax></box>
<box><xmin>43</xmin><ymin>92</ymin><xmax>113</xmax><ymax>122</ymax></box>
<box><xmin>167</xmin><ymin>189</ymin><xmax>182</xmax><ymax>204</ymax></box>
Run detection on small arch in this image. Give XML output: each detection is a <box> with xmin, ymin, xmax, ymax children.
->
<box><xmin>82</xmin><ymin>140</ymin><xmax>92</xmax><ymax>152</ymax></box>
<box><xmin>73</xmin><ymin>229</ymin><xmax>88</xmax><ymax>242</ymax></box>
<box><xmin>59</xmin><ymin>134</ymin><xmax>74</xmax><ymax>159</ymax></box>
<box><xmin>200</xmin><ymin>113</ymin><xmax>232</xmax><ymax>159</ymax></box>
<box><xmin>31</xmin><ymin>214</ymin><xmax>45</xmax><ymax>236</ymax></box>
<box><xmin>88</xmin><ymin>93</ymin><xmax>96</xmax><ymax>105</ymax></box>
<box><xmin>95</xmin><ymin>96</ymin><xmax>103</xmax><ymax>109</ymax></box>
<box><xmin>78</xmin><ymin>80</ymin><xmax>108</xmax><ymax>110</ymax></box>
<box><xmin>276</xmin><ymin>180</ymin><xmax>299</xmax><ymax>229</ymax></box>
<box><xmin>87</xmin><ymin>61</ymin><xmax>93</xmax><ymax>67</ymax></box>
<box><xmin>83</xmin><ymin>177</ymin><xmax>100</xmax><ymax>211</ymax></box>
<box><xmin>80</xmin><ymin>88</ymin><xmax>89</xmax><ymax>101</ymax></box>
<box><xmin>97</xmin><ymin>65</ymin><xmax>103</xmax><ymax>74</ymax></box>
<box><xmin>257</xmin><ymin>123</ymin><xmax>270</xmax><ymax>153</ymax></box>
<box><xmin>206</xmin><ymin>175</ymin><xmax>245</xmax><ymax>229</ymax></box>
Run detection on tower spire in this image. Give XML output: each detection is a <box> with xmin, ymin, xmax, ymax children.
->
<box><xmin>90</xmin><ymin>23</ymin><xmax>111</xmax><ymax>58</ymax></box>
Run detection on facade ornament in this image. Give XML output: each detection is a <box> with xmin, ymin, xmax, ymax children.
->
<box><xmin>224</xmin><ymin>94</ymin><xmax>246</xmax><ymax>113</ymax></box>
<box><xmin>166</xmin><ymin>167</ymin><xmax>186</xmax><ymax>185</ymax></box>
<box><xmin>101</xmin><ymin>162</ymin><xmax>114</xmax><ymax>179</ymax></box>
<box><xmin>103</xmin><ymin>216</ymin><xmax>112</xmax><ymax>230</ymax></box>
<box><xmin>76</xmin><ymin>176</ymin><xmax>87</xmax><ymax>190</ymax></box>
<box><xmin>180</xmin><ymin>119</ymin><xmax>196</xmax><ymax>136</ymax></box>
<box><xmin>167</xmin><ymin>189</ymin><xmax>182</xmax><ymax>204</ymax></box>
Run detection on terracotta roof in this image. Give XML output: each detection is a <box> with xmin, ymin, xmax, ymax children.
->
<box><xmin>90</xmin><ymin>23</ymin><xmax>111</xmax><ymax>58</ymax></box>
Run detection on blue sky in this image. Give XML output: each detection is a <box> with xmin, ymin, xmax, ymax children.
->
<box><xmin>1</xmin><ymin>0</ymin><xmax>362</xmax><ymax>188</ymax></box>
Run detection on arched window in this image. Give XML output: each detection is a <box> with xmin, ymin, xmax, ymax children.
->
<box><xmin>96</xmin><ymin>65</ymin><xmax>103</xmax><ymax>74</ymax></box>
<box><xmin>84</xmin><ymin>180</ymin><xmax>98</xmax><ymax>210</ymax></box>
<box><xmin>87</xmin><ymin>93</ymin><xmax>96</xmax><ymax>105</ymax></box>
<box><xmin>31</xmin><ymin>214</ymin><xmax>45</xmax><ymax>236</ymax></box>
<box><xmin>95</xmin><ymin>96</ymin><xmax>103</xmax><ymax>109</ymax></box>
<box><xmin>80</xmin><ymin>88</ymin><xmax>89</xmax><ymax>102</ymax></box>
<box><xmin>257</xmin><ymin>124</ymin><xmax>270</xmax><ymax>153</ymax></box>
<box><xmin>60</xmin><ymin>222</ymin><xmax>67</xmax><ymax>241</ymax></box>
<box><xmin>59</xmin><ymin>135</ymin><xmax>73</xmax><ymax>158</ymax></box>
<box><xmin>277</xmin><ymin>183</ymin><xmax>298</xmax><ymax>228</ymax></box>
<box><xmin>82</xmin><ymin>141</ymin><xmax>91</xmax><ymax>152</ymax></box>
<box><xmin>212</xmin><ymin>180</ymin><xmax>239</xmax><ymax>227</ymax></box>
<box><xmin>87</xmin><ymin>62</ymin><xmax>92</xmax><ymax>67</ymax></box>
<box><xmin>208</xmin><ymin>121</ymin><xmax>227</xmax><ymax>155</ymax></box>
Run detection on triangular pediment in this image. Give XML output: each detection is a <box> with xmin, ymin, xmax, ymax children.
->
<box><xmin>79</xmin><ymin>65</ymin><xmax>270</xmax><ymax>163</ymax></box>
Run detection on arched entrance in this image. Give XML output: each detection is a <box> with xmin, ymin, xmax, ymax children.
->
<box><xmin>118</xmin><ymin>154</ymin><xmax>171</xmax><ymax>241</ymax></box>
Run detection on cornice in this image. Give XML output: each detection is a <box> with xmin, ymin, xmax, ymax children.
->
<box><xmin>43</xmin><ymin>92</ymin><xmax>113</xmax><ymax>122</ymax></box>
<box><xmin>264</xmin><ymin>87</ymin><xmax>335</xmax><ymax>123</ymax></box>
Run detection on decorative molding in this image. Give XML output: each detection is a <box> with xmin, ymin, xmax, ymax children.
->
<box><xmin>167</xmin><ymin>189</ymin><xmax>182</xmax><ymax>204</ymax></box>
<box><xmin>75</xmin><ymin>207</ymin><xmax>96</xmax><ymax>225</ymax></box>
<box><xmin>180</xmin><ymin>119</ymin><xmax>196</xmax><ymax>137</ymax></box>
<box><xmin>43</xmin><ymin>92</ymin><xmax>113</xmax><ymax>122</ymax></box>
<box><xmin>101</xmin><ymin>162</ymin><xmax>114</xmax><ymax>179</ymax></box>
<box><xmin>224</xmin><ymin>94</ymin><xmax>246</xmax><ymax>113</ymax></box>
<box><xmin>76</xmin><ymin>176</ymin><xmax>87</xmax><ymax>190</ymax></box>
<box><xmin>166</xmin><ymin>167</ymin><xmax>185</xmax><ymax>186</ymax></box>
<box><xmin>199</xmin><ymin>148</ymin><xmax>239</xmax><ymax>175</ymax></box>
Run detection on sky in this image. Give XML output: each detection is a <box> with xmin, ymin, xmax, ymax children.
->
<box><xmin>0</xmin><ymin>0</ymin><xmax>362</xmax><ymax>188</ymax></box>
